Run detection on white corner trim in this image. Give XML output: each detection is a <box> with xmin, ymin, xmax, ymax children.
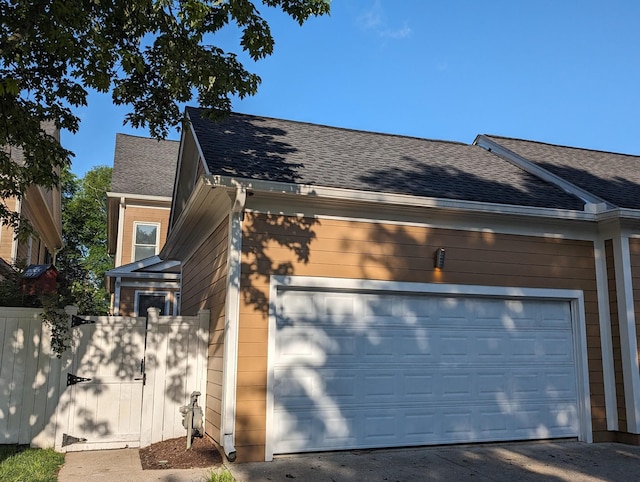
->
<box><xmin>593</xmin><ymin>239</ymin><xmax>618</xmax><ymax>430</ymax></box>
<box><xmin>116</xmin><ymin>197</ymin><xmax>126</xmax><ymax>267</ymax></box>
<box><xmin>612</xmin><ymin>235</ymin><xmax>640</xmax><ymax>432</ymax></box>
<box><xmin>220</xmin><ymin>186</ymin><xmax>246</xmax><ymax>461</ymax></box>
<box><xmin>265</xmin><ymin>276</ymin><xmax>593</xmax><ymax>461</ymax></box>
<box><xmin>265</xmin><ymin>278</ymin><xmax>278</xmax><ymax>462</ymax></box>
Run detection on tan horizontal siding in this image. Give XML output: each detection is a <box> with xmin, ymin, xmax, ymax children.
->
<box><xmin>181</xmin><ymin>217</ymin><xmax>229</xmax><ymax>446</ymax></box>
<box><xmin>120</xmin><ymin>206</ymin><xmax>170</xmax><ymax>266</ymax></box>
<box><xmin>0</xmin><ymin>198</ymin><xmax>18</xmax><ymax>263</ymax></box>
<box><xmin>234</xmin><ymin>213</ymin><xmax>603</xmax><ymax>461</ymax></box>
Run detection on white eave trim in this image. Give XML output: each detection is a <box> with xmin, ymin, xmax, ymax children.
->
<box><xmin>474</xmin><ymin>135</ymin><xmax>613</xmax><ymax>212</ymax></box>
<box><xmin>107</xmin><ymin>192</ymin><xmax>173</xmax><ymax>203</ymax></box>
<box><xmin>203</xmin><ymin>175</ymin><xmax>598</xmax><ymax>222</ymax></box>
<box><xmin>105</xmin><ymin>256</ymin><xmax>181</xmax><ymax>277</ymax></box>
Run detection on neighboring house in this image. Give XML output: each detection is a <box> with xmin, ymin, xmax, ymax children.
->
<box><xmin>105</xmin><ymin>133</ymin><xmax>181</xmax><ymax>316</ymax></box>
<box><xmin>161</xmin><ymin>106</ymin><xmax>640</xmax><ymax>462</ymax></box>
<box><xmin>0</xmin><ymin>123</ymin><xmax>63</xmax><ymax>279</ymax></box>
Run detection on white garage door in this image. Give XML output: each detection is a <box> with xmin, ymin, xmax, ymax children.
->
<box><xmin>272</xmin><ymin>288</ymin><xmax>579</xmax><ymax>454</ymax></box>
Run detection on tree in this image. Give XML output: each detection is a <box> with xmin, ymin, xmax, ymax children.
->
<box><xmin>56</xmin><ymin>165</ymin><xmax>113</xmax><ymax>315</ymax></box>
<box><xmin>0</xmin><ymin>0</ymin><xmax>330</xmax><ymax>232</ymax></box>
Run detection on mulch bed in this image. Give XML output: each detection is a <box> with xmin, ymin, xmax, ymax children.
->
<box><xmin>139</xmin><ymin>436</ymin><xmax>223</xmax><ymax>470</ymax></box>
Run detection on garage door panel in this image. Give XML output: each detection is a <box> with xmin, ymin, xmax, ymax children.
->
<box><xmin>273</xmin><ymin>289</ymin><xmax>580</xmax><ymax>454</ymax></box>
<box><xmin>273</xmin><ymin>401</ymin><xmax>579</xmax><ymax>452</ymax></box>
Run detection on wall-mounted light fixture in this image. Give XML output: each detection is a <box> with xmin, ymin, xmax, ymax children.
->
<box><xmin>434</xmin><ymin>248</ymin><xmax>446</xmax><ymax>269</ymax></box>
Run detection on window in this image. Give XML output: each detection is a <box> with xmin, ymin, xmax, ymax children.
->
<box><xmin>133</xmin><ymin>222</ymin><xmax>159</xmax><ymax>261</ymax></box>
<box><xmin>135</xmin><ymin>292</ymin><xmax>169</xmax><ymax>317</ymax></box>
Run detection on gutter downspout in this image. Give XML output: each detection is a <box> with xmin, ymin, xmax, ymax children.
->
<box><xmin>221</xmin><ymin>186</ymin><xmax>246</xmax><ymax>462</ymax></box>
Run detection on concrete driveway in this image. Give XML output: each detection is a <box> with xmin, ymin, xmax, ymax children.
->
<box><xmin>227</xmin><ymin>441</ymin><xmax>640</xmax><ymax>482</ymax></box>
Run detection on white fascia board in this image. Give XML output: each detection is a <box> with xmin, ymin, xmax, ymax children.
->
<box><xmin>204</xmin><ymin>175</ymin><xmax>597</xmax><ymax>222</ymax></box>
<box><xmin>106</xmin><ymin>192</ymin><xmax>173</xmax><ymax>204</ymax></box>
<box><xmin>120</xmin><ymin>280</ymin><xmax>181</xmax><ymax>289</ymax></box>
<box><xmin>474</xmin><ymin>136</ymin><xmax>613</xmax><ymax>211</ymax></box>
<box><xmin>106</xmin><ymin>272</ymin><xmax>180</xmax><ymax>281</ymax></box>
<box><xmin>614</xmin><ymin>209</ymin><xmax>640</xmax><ymax>221</ymax></box>
<box><xmin>185</xmin><ymin>109</ymin><xmax>209</xmax><ymax>174</ymax></box>
<box><xmin>106</xmin><ymin>256</ymin><xmax>181</xmax><ymax>276</ymax></box>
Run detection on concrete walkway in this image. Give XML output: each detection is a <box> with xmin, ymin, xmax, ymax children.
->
<box><xmin>58</xmin><ymin>441</ymin><xmax>640</xmax><ymax>482</ymax></box>
<box><xmin>57</xmin><ymin>448</ymin><xmax>216</xmax><ymax>482</ymax></box>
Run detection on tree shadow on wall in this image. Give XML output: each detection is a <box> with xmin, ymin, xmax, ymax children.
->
<box><xmin>241</xmin><ymin>212</ymin><xmax>319</xmax><ymax>316</ymax></box>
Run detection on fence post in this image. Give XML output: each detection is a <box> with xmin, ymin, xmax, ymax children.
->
<box><xmin>52</xmin><ymin>306</ymin><xmax>78</xmax><ymax>451</ymax></box>
<box><xmin>140</xmin><ymin>307</ymin><xmax>160</xmax><ymax>447</ymax></box>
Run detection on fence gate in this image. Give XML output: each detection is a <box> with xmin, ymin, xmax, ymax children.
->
<box><xmin>58</xmin><ymin>315</ymin><xmax>147</xmax><ymax>451</ymax></box>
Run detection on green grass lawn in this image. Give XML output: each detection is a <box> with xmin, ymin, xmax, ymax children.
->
<box><xmin>0</xmin><ymin>445</ymin><xmax>65</xmax><ymax>482</ymax></box>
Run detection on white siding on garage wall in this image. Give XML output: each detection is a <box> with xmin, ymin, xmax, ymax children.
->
<box><xmin>271</xmin><ymin>288</ymin><xmax>579</xmax><ymax>454</ymax></box>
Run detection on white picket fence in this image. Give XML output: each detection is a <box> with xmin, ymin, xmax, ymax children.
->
<box><xmin>0</xmin><ymin>306</ymin><xmax>209</xmax><ymax>451</ymax></box>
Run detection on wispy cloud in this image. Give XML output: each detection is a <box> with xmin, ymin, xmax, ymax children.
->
<box><xmin>357</xmin><ymin>1</ymin><xmax>384</xmax><ymax>29</ymax></box>
<box><xmin>357</xmin><ymin>1</ymin><xmax>412</xmax><ymax>39</ymax></box>
<box><xmin>380</xmin><ymin>23</ymin><xmax>412</xmax><ymax>39</ymax></box>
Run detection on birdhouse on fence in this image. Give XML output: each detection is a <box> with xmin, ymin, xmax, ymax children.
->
<box><xmin>21</xmin><ymin>264</ymin><xmax>58</xmax><ymax>296</ymax></box>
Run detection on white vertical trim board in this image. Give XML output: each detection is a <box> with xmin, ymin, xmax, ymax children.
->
<box><xmin>220</xmin><ymin>187</ymin><xmax>246</xmax><ymax>459</ymax></box>
<box><xmin>115</xmin><ymin>197</ymin><xmax>126</xmax><ymax>267</ymax></box>
<box><xmin>612</xmin><ymin>235</ymin><xmax>640</xmax><ymax>433</ymax></box>
<box><xmin>266</xmin><ymin>276</ymin><xmax>593</xmax><ymax>461</ymax></box>
<box><xmin>593</xmin><ymin>239</ymin><xmax>618</xmax><ymax>430</ymax></box>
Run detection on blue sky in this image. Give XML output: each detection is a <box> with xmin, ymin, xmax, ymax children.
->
<box><xmin>64</xmin><ymin>1</ymin><xmax>640</xmax><ymax>176</ymax></box>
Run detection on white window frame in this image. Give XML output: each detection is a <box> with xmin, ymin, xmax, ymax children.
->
<box><xmin>132</xmin><ymin>221</ymin><xmax>160</xmax><ymax>262</ymax></box>
<box><xmin>173</xmin><ymin>292</ymin><xmax>181</xmax><ymax>316</ymax></box>
<box><xmin>134</xmin><ymin>290</ymin><xmax>170</xmax><ymax>317</ymax></box>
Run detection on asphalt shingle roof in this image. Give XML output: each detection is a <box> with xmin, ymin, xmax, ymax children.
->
<box><xmin>485</xmin><ymin>135</ymin><xmax>640</xmax><ymax>210</ymax></box>
<box><xmin>187</xmin><ymin>107</ymin><xmax>584</xmax><ymax>210</ymax></box>
<box><xmin>111</xmin><ymin>134</ymin><xmax>179</xmax><ymax>197</ymax></box>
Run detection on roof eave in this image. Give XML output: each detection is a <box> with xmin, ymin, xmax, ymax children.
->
<box><xmin>205</xmin><ymin>174</ymin><xmax>597</xmax><ymax>222</ymax></box>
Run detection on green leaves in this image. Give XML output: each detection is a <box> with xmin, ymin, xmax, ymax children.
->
<box><xmin>56</xmin><ymin>165</ymin><xmax>113</xmax><ymax>315</ymax></box>
<box><xmin>1</xmin><ymin>0</ymin><xmax>330</xmax><ymax>230</ymax></box>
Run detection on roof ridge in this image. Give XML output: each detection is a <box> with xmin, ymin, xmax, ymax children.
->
<box><xmin>186</xmin><ymin>106</ymin><xmax>470</xmax><ymax>147</ymax></box>
<box><xmin>115</xmin><ymin>132</ymin><xmax>180</xmax><ymax>143</ymax></box>
<box><xmin>484</xmin><ymin>134</ymin><xmax>640</xmax><ymax>159</ymax></box>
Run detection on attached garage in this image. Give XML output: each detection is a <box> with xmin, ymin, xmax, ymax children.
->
<box><xmin>266</xmin><ymin>277</ymin><xmax>592</xmax><ymax>459</ymax></box>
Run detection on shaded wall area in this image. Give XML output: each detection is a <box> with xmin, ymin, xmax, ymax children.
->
<box><xmin>181</xmin><ymin>217</ymin><xmax>229</xmax><ymax>442</ymax></box>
